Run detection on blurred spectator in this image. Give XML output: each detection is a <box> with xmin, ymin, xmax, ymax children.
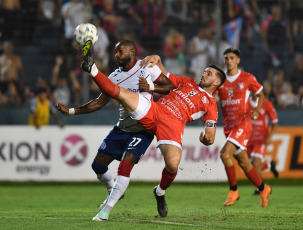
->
<box><xmin>189</xmin><ymin>27</ymin><xmax>210</xmax><ymax>82</ymax></box>
<box><xmin>0</xmin><ymin>0</ymin><xmax>20</xmax><ymax>42</ymax></box>
<box><xmin>261</xmin><ymin>5</ymin><xmax>293</xmax><ymax>83</ymax></box>
<box><xmin>277</xmin><ymin>82</ymin><xmax>297</xmax><ymax>109</ymax></box>
<box><xmin>208</xmin><ymin>29</ymin><xmax>230</xmax><ymax>68</ymax></box>
<box><xmin>19</xmin><ymin>0</ymin><xmax>40</xmax><ymax>45</ymax></box>
<box><xmin>287</xmin><ymin>0</ymin><xmax>303</xmax><ymax>53</ymax></box>
<box><xmin>91</xmin><ymin>16</ymin><xmax>110</xmax><ymax>75</ymax></box>
<box><xmin>289</xmin><ymin>53</ymin><xmax>303</xmax><ymax>95</ymax></box>
<box><xmin>130</xmin><ymin>0</ymin><xmax>166</xmax><ymax>54</ymax></box>
<box><xmin>0</xmin><ymin>89</ymin><xmax>8</xmax><ymax>105</ymax></box>
<box><xmin>5</xmin><ymin>81</ymin><xmax>22</xmax><ymax>105</ymax></box>
<box><xmin>297</xmin><ymin>86</ymin><xmax>303</xmax><ymax>108</ymax></box>
<box><xmin>61</xmin><ymin>0</ymin><xmax>92</xmax><ymax>71</ymax></box>
<box><xmin>163</xmin><ymin>28</ymin><xmax>186</xmax><ymax>76</ymax></box>
<box><xmin>0</xmin><ymin>41</ymin><xmax>24</xmax><ymax>93</ymax></box>
<box><xmin>51</xmin><ymin>56</ymin><xmax>71</xmax><ymax>106</ymax></box>
<box><xmin>262</xmin><ymin>80</ymin><xmax>278</xmax><ymax>106</ymax></box>
<box><xmin>227</xmin><ymin>0</ymin><xmax>260</xmax><ymax>49</ymax></box>
<box><xmin>39</xmin><ymin>0</ymin><xmax>63</xmax><ymax>28</ymax></box>
<box><xmin>28</xmin><ymin>87</ymin><xmax>63</xmax><ymax>129</ymax></box>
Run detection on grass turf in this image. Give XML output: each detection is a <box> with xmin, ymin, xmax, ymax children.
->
<box><xmin>0</xmin><ymin>181</ymin><xmax>302</xmax><ymax>230</ymax></box>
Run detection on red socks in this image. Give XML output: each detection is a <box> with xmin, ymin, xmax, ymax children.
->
<box><xmin>93</xmin><ymin>70</ymin><xmax>120</xmax><ymax>98</ymax></box>
<box><xmin>159</xmin><ymin>168</ymin><xmax>177</xmax><ymax>190</ymax></box>
<box><xmin>117</xmin><ymin>160</ymin><xmax>133</xmax><ymax>177</ymax></box>
<box><xmin>245</xmin><ymin>167</ymin><xmax>263</xmax><ymax>187</ymax></box>
<box><xmin>225</xmin><ymin>165</ymin><xmax>237</xmax><ymax>187</ymax></box>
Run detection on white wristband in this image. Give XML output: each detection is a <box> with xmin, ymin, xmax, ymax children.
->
<box><xmin>69</xmin><ymin>108</ymin><xmax>75</xmax><ymax>115</ymax></box>
<box><xmin>149</xmin><ymin>82</ymin><xmax>155</xmax><ymax>91</ymax></box>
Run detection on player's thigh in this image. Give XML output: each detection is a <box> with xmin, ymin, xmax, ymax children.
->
<box><xmin>220</xmin><ymin>141</ymin><xmax>238</xmax><ymax>157</ymax></box>
<box><xmin>159</xmin><ymin>144</ymin><xmax>182</xmax><ymax>172</ymax></box>
<box><xmin>118</xmin><ymin>87</ymin><xmax>140</xmax><ymax>112</ymax></box>
<box><xmin>94</xmin><ymin>152</ymin><xmax>115</xmax><ymax>166</ymax></box>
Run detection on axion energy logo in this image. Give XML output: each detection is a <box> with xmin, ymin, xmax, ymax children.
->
<box><xmin>61</xmin><ymin>135</ymin><xmax>88</xmax><ymax>166</ymax></box>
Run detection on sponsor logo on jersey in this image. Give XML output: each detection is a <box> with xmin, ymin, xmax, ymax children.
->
<box><xmin>238</xmin><ymin>82</ymin><xmax>245</xmax><ymax>90</ymax></box>
<box><xmin>201</xmin><ymin>96</ymin><xmax>209</xmax><ymax>104</ymax></box>
<box><xmin>221</xmin><ymin>98</ymin><xmax>241</xmax><ymax>107</ymax></box>
<box><xmin>127</xmin><ymin>88</ymin><xmax>140</xmax><ymax>93</ymax></box>
<box><xmin>175</xmin><ymin>90</ymin><xmax>196</xmax><ymax>108</ymax></box>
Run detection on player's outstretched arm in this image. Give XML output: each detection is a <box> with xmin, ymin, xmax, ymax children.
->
<box><xmin>56</xmin><ymin>94</ymin><xmax>111</xmax><ymax>116</ymax></box>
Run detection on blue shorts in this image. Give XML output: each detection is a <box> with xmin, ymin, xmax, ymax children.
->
<box><xmin>98</xmin><ymin>126</ymin><xmax>154</xmax><ymax>161</ymax></box>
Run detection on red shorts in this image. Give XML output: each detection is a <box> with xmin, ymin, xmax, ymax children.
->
<box><xmin>247</xmin><ymin>143</ymin><xmax>266</xmax><ymax>160</ymax></box>
<box><xmin>139</xmin><ymin>101</ymin><xmax>185</xmax><ymax>149</ymax></box>
<box><xmin>224</xmin><ymin>121</ymin><xmax>252</xmax><ymax>150</ymax></box>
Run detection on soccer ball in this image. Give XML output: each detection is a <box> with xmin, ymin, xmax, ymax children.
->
<box><xmin>73</xmin><ymin>23</ymin><xmax>98</xmax><ymax>47</ymax></box>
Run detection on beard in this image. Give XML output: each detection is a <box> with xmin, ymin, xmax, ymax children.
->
<box><xmin>199</xmin><ymin>80</ymin><xmax>212</xmax><ymax>88</ymax></box>
<box><xmin>117</xmin><ymin>56</ymin><xmax>131</xmax><ymax>68</ymax></box>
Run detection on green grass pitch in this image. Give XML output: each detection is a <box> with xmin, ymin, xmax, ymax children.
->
<box><xmin>0</xmin><ymin>180</ymin><xmax>302</xmax><ymax>230</ymax></box>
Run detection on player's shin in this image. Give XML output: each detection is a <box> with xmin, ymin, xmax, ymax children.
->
<box><xmin>90</xmin><ymin>64</ymin><xmax>120</xmax><ymax>98</ymax></box>
<box><xmin>157</xmin><ymin>168</ymin><xmax>177</xmax><ymax>195</ymax></box>
<box><xmin>103</xmin><ymin>160</ymin><xmax>133</xmax><ymax>212</ymax></box>
<box><xmin>225</xmin><ymin>165</ymin><xmax>238</xmax><ymax>191</ymax></box>
<box><xmin>245</xmin><ymin>167</ymin><xmax>264</xmax><ymax>190</ymax></box>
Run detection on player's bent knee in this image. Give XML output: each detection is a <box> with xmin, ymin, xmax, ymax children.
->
<box><xmin>91</xmin><ymin>160</ymin><xmax>108</xmax><ymax>175</ymax></box>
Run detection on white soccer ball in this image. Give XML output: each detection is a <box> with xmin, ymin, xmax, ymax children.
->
<box><xmin>73</xmin><ymin>23</ymin><xmax>98</xmax><ymax>47</ymax></box>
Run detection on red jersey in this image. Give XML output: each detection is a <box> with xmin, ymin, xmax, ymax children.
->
<box><xmin>217</xmin><ymin>70</ymin><xmax>263</xmax><ymax>129</ymax></box>
<box><xmin>156</xmin><ymin>73</ymin><xmax>218</xmax><ymax>126</ymax></box>
<box><xmin>248</xmin><ymin>98</ymin><xmax>278</xmax><ymax>144</ymax></box>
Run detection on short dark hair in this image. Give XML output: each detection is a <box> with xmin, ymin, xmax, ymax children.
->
<box><xmin>223</xmin><ymin>47</ymin><xmax>240</xmax><ymax>57</ymax></box>
<box><xmin>119</xmin><ymin>40</ymin><xmax>137</xmax><ymax>55</ymax></box>
<box><xmin>208</xmin><ymin>63</ymin><xmax>226</xmax><ymax>88</ymax></box>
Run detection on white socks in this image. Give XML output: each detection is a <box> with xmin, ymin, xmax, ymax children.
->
<box><xmin>156</xmin><ymin>184</ymin><xmax>166</xmax><ymax>196</ymax></box>
<box><xmin>97</xmin><ymin>170</ymin><xmax>114</xmax><ymax>194</ymax></box>
<box><xmin>107</xmin><ymin>175</ymin><xmax>130</xmax><ymax>208</ymax></box>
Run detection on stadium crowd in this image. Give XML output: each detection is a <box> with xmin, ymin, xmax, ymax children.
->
<box><xmin>0</xmin><ymin>0</ymin><xmax>303</xmax><ymax>109</ymax></box>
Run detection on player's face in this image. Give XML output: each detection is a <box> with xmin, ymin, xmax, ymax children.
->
<box><xmin>224</xmin><ymin>53</ymin><xmax>240</xmax><ymax>71</ymax></box>
<box><xmin>199</xmin><ymin>67</ymin><xmax>219</xmax><ymax>88</ymax></box>
<box><xmin>114</xmin><ymin>44</ymin><xmax>132</xmax><ymax>67</ymax></box>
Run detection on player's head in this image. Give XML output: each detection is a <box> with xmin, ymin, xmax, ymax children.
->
<box><xmin>223</xmin><ymin>48</ymin><xmax>240</xmax><ymax>71</ymax></box>
<box><xmin>199</xmin><ymin>63</ymin><xmax>226</xmax><ymax>89</ymax></box>
<box><xmin>114</xmin><ymin>40</ymin><xmax>137</xmax><ymax>67</ymax></box>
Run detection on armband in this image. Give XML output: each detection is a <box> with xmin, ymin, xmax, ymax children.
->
<box><xmin>205</xmin><ymin>120</ymin><xmax>216</xmax><ymax>128</ymax></box>
<box><xmin>69</xmin><ymin>108</ymin><xmax>75</xmax><ymax>115</ymax></box>
<box><xmin>149</xmin><ymin>82</ymin><xmax>155</xmax><ymax>91</ymax></box>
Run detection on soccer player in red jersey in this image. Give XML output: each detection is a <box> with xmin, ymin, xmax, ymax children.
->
<box><xmin>247</xmin><ymin>95</ymin><xmax>279</xmax><ymax>194</ymax></box>
<box><xmin>80</xmin><ymin>40</ymin><xmax>226</xmax><ymax>220</ymax></box>
<box><xmin>216</xmin><ymin>48</ymin><xmax>272</xmax><ymax>207</ymax></box>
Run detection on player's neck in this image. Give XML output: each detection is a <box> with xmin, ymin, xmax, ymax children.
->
<box><xmin>227</xmin><ymin>68</ymin><xmax>239</xmax><ymax>76</ymax></box>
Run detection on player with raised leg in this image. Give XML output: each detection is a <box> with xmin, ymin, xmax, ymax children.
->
<box><xmin>80</xmin><ymin>40</ymin><xmax>226</xmax><ymax>220</ymax></box>
<box><xmin>57</xmin><ymin>40</ymin><xmax>175</xmax><ymax>220</ymax></box>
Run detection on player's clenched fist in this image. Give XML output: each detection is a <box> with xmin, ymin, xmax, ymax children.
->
<box><xmin>56</xmin><ymin>103</ymin><xmax>69</xmax><ymax>116</ymax></box>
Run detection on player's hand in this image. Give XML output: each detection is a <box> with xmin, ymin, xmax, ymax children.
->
<box><xmin>250</xmin><ymin>109</ymin><xmax>259</xmax><ymax>120</ymax></box>
<box><xmin>138</xmin><ymin>77</ymin><xmax>150</xmax><ymax>91</ymax></box>
<box><xmin>265</xmin><ymin>136</ymin><xmax>272</xmax><ymax>145</ymax></box>
<box><xmin>56</xmin><ymin>103</ymin><xmax>69</xmax><ymax>116</ymax></box>
<box><xmin>140</xmin><ymin>55</ymin><xmax>161</xmax><ymax>68</ymax></box>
